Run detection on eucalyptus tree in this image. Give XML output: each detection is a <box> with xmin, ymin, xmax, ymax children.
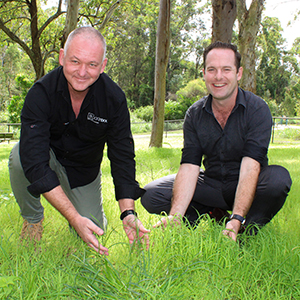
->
<box><xmin>149</xmin><ymin>0</ymin><xmax>171</xmax><ymax>148</ymax></box>
<box><xmin>237</xmin><ymin>0</ymin><xmax>265</xmax><ymax>93</ymax></box>
<box><xmin>211</xmin><ymin>0</ymin><xmax>236</xmax><ymax>43</ymax></box>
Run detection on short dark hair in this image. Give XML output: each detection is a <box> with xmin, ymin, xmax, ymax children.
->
<box><xmin>203</xmin><ymin>41</ymin><xmax>241</xmax><ymax>71</ymax></box>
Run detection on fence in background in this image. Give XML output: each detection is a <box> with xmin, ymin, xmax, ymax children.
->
<box><xmin>1</xmin><ymin>117</ymin><xmax>300</xmax><ymax>143</ymax></box>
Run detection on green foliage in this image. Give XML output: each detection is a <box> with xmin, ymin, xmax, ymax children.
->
<box><xmin>134</xmin><ymin>105</ymin><xmax>154</xmax><ymax>122</ymax></box>
<box><xmin>8</xmin><ymin>75</ymin><xmax>33</xmax><ymax>123</ymax></box>
<box><xmin>101</xmin><ymin>0</ymin><xmax>207</xmax><ymax>108</ymax></box>
<box><xmin>256</xmin><ymin>16</ymin><xmax>300</xmax><ymax>116</ymax></box>
<box><xmin>133</xmin><ymin>78</ymin><xmax>207</xmax><ymax>121</ymax></box>
<box><xmin>176</xmin><ymin>78</ymin><xmax>207</xmax><ymax>104</ymax></box>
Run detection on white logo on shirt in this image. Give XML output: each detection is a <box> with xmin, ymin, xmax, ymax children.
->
<box><xmin>87</xmin><ymin>112</ymin><xmax>107</xmax><ymax>124</ymax></box>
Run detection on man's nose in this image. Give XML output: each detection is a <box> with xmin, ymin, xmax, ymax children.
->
<box><xmin>78</xmin><ymin>64</ymin><xmax>87</xmax><ymax>76</ymax></box>
<box><xmin>215</xmin><ymin>69</ymin><xmax>222</xmax><ymax>80</ymax></box>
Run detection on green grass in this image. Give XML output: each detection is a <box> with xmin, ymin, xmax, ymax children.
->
<box><xmin>0</xmin><ymin>138</ymin><xmax>300</xmax><ymax>299</ymax></box>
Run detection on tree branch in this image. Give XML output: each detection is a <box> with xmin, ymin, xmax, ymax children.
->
<box><xmin>37</xmin><ymin>0</ymin><xmax>65</xmax><ymax>39</ymax></box>
<box><xmin>98</xmin><ymin>0</ymin><xmax>123</xmax><ymax>31</ymax></box>
<box><xmin>0</xmin><ymin>17</ymin><xmax>33</xmax><ymax>59</ymax></box>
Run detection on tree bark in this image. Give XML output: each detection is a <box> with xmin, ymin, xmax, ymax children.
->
<box><xmin>60</xmin><ymin>0</ymin><xmax>80</xmax><ymax>48</ymax></box>
<box><xmin>237</xmin><ymin>0</ymin><xmax>265</xmax><ymax>93</ymax></box>
<box><xmin>212</xmin><ymin>0</ymin><xmax>237</xmax><ymax>43</ymax></box>
<box><xmin>149</xmin><ymin>0</ymin><xmax>171</xmax><ymax>147</ymax></box>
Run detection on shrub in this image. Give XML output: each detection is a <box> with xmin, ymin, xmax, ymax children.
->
<box><xmin>133</xmin><ymin>78</ymin><xmax>208</xmax><ymax>121</ymax></box>
<box><xmin>134</xmin><ymin>105</ymin><xmax>153</xmax><ymax>122</ymax></box>
<box><xmin>176</xmin><ymin>78</ymin><xmax>207</xmax><ymax>112</ymax></box>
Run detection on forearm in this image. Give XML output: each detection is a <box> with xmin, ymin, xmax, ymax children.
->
<box><xmin>232</xmin><ymin>156</ymin><xmax>260</xmax><ymax>217</ymax></box>
<box><xmin>43</xmin><ymin>185</ymin><xmax>81</xmax><ymax>226</ymax></box>
<box><xmin>169</xmin><ymin>163</ymin><xmax>200</xmax><ymax>216</ymax></box>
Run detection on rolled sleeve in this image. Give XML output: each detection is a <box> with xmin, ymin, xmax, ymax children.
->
<box><xmin>242</xmin><ymin>99</ymin><xmax>272</xmax><ymax>165</ymax></box>
<box><xmin>115</xmin><ymin>184</ymin><xmax>146</xmax><ymax>201</ymax></box>
<box><xmin>27</xmin><ymin>170</ymin><xmax>60</xmax><ymax>197</ymax></box>
<box><xmin>180</xmin><ymin>107</ymin><xmax>203</xmax><ymax>166</ymax></box>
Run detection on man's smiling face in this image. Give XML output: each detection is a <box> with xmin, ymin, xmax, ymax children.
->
<box><xmin>203</xmin><ymin>48</ymin><xmax>243</xmax><ymax>103</ymax></box>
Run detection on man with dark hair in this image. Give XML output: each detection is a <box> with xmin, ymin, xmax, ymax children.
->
<box><xmin>9</xmin><ymin>26</ymin><xmax>149</xmax><ymax>254</ymax></box>
<box><xmin>141</xmin><ymin>41</ymin><xmax>292</xmax><ymax>241</ymax></box>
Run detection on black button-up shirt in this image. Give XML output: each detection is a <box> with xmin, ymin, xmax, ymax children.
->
<box><xmin>20</xmin><ymin>67</ymin><xmax>143</xmax><ymax>200</ymax></box>
<box><xmin>181</xmin><ymin>88</ymin><xmax>272</xmax><ymax>181</ymax></box>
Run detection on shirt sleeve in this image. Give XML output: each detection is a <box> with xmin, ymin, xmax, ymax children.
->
<box><xmin>20</xmin><ymin>84</ymin><xmax>60</xmax><ymax>197</ymax></box>
<box><xmin>241</xmin><ymin>97</ymin><xmax>272</xmax><ymax>165</ymax></box>
<box><xmin>180</xmin><ymin>105</ymin><xmax>203</xmax><ymax>166</ymax></box>
<box><xmin>106</xmin><ymin>93</ymin><xmax>145</xmax><ymax>201</ymax></box>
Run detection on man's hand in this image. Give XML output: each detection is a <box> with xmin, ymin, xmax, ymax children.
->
<box><xmin>153</xmin><ymin>214</ymin><xmax>182</xmax><ymax>228</ymax></box>
<box><xmin>222</xmin><ymin>219</ymin><xmax>241</xmax><ymax>242</ymax></box>
<box><xmin>122</xmin><ymin>214</ymin><xmax>150</xmax><ymax>249</ymax></box>
<box><xmin>71</xmin><ymin>216</ymin><xmax>109</xmax><ymax>255</ymax></box>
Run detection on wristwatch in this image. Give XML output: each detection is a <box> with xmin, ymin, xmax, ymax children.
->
<box><xmin>230</xmin><ymin>214</ymin><xmax>246</xmax><ymax>225</ymax></box>
<box><xmin>120</xmin><ymin>209</ymin><xmax>137</xmax><ymax>220</ymax></box>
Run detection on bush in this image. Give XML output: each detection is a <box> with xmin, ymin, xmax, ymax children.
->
<box><xmin>134</xmin><ymin>105</ymin><xmax>153</xmax><ymax>122</ymax></box>
<box><xmin>133</xmin><ymin>78</ymin><xmax>208</xmax><ymax>121</ymax></box>
<box><xmin>164</xmin><ymin>101</ymin><xmax>184</xmax><ymax>120</ymax></box>
<box><xmin>8</xmin><ymin>75</ymin><xmax>33</xmax><ymax>123</ymax></box>
<box><xmin>176</xmin><ymin>78</ymin><xmax>207</xmax><ymax>111</ymax></box>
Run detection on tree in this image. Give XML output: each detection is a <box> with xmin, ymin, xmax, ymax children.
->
<box><xmin>0</xmin><ymin>0</ymin><xmax>65</xmax><ymax>81</ymax></box>
<box><xmin>102</xmin><ymin>0</ymin><xmax>159</xmax><ymax>108</ymax></box>
<box><xmin>0</xmin><ymin>0</ymin><xmax>125</xmax><ymax>81</ymax></box>
<box><xmin>60</xmin><ymin>0</ymin><xmax>80</xmax><ymax>48</ymax></box>
<box><xmin>149</xmin><ymin>0</ymin><xmax>171</xmax><ymax>147</ymax></box>
<box><xmin>256</xmin><ymin>16</ymin><xmax>299</xmax><ymax>115</ymax></box>
<box><xmin>211</xmin><ymin>0</ymin><xmax>236</xmax><ymax>43</ymax></box>
<box><xmin>237</xmin><ymin>0</ymin><xmax>265</xmax><ymax>93</ymax></box>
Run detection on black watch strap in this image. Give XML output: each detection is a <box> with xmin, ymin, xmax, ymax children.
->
<box><xmin>230</xmin><ymin>214</ymin><xmax>246</xmax><ymax>225</ymax></box>
<box><xmin>120</xmin><ymin>209</ymin><xmax>137</xmax><ymax>220</ymax></box>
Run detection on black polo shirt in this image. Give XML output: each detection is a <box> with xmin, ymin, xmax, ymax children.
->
<box><xmin>20</xmin><ymin>66</ymin><xmax>143</xmax><ymax>200</ymax></box>
<box><xmin>181</xmin><ymin>88</ymin><xmax>272</xmax><ymax>181</ymax></box>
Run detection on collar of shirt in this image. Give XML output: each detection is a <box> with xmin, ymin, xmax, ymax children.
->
<box><xmin>202</xmin><ymin>87</ymin><xmax>247</xmax><ymax>114</ymax></box>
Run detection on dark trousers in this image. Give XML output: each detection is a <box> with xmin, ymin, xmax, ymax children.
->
<box><xmin>141</xmin><ymin>165</ymin><xmax>292</xmax><ymax>231</ymax></box>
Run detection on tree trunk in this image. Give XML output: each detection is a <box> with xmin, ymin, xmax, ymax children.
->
<box><xmin>211</xmin><ymin>0</ymin><xmax>237</xmax><ymax>43</ymax></box>
<box><xmin>237</xmin><ymin>0</ymin><xmax>265</xmax><ymax>93</ymax></box>
<box><xmin>149</xmin><ymin>0</ymin><xmax>171</xmax><ymax>147</ymax></box>
<box><xmin>60</xmin><ymin>0</ymin><xmax>80</xmax><ymax>48</ymax></box>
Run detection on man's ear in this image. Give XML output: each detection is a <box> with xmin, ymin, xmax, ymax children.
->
<box><xmin>100</xmin><ymin>58</ymin><xmax>108</xmax><ymax>74</ymax></box>
<box><xmin>59</xmin><ymin>48</ymin><xmax>64</xmax><ymax>66</ymax></box>
<box><xmin>237</xmin><ymin>67</ymin><xmax>243</xmax><ymax>81</ymax></box>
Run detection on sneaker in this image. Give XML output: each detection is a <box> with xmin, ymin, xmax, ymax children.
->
<box><xmin>20</xmin><ymin>218</ymin><xmax>44</xmax><ymax>242</ymax></box>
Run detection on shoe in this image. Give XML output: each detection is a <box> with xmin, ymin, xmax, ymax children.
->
<box><xmin>20</xmin><ymin>218</ymin><xmax>44</xmax><ymax>242</ymax></box>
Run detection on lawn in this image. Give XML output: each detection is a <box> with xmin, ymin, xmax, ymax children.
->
<box><xmin>0</xmin><ymin>136</ymin><xmax>299</xmax><ymax>299</ymax></box>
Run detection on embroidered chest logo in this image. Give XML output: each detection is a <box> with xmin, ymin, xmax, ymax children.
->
<box><xmin>87</xmin><ymin>112</ymin><xmax>107</xmax><ymax>124</ymax></box>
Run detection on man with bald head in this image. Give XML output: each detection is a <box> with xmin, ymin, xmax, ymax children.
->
<box><xmin>9</xmin><ymin>27</ymin><xmax>149</xmax><ymax>255</ymax></box>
